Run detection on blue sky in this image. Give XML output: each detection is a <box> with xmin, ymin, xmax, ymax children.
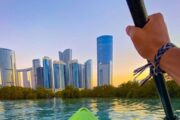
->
<box><xmin>0</xmin><ymin>0</ymin><xmax>180</xmax><ymax>85</ymax></box>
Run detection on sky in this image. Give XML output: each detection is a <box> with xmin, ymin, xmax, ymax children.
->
<box><xmin>0</xmin><ymin>0</ymin><xmax>180</xmax><ymax>87</ymax></box>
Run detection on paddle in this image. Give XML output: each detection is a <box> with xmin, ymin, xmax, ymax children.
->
<box><xmin>126</xmin><ymin>0</ymin><xmax>177</xmax><ymax>120</ymax></box>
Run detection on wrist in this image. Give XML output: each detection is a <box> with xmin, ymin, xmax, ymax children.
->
<box><xmin>160</xmin><ymin>47</ymin><xmax>177</xmax><ymax>70</ymax></box>
<box><xmin>148</xmin><ymin>43</ymin><xmax>169</xmax><ymax>64</ymax></box>
<box><xmin>153</xmin><ymin>43</ymin><xmax>175</xmax><ymax>74</ymax></box>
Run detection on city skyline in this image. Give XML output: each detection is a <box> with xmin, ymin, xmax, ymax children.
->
<box><xmin>0</xmin><ymin>46</ymin><xmax>93</xmax><ymax>90</ymax></box>
<box><xmin>0</xmin><ymin>0</ymin><xmax>180</xmax><ymax>87</ymax></box>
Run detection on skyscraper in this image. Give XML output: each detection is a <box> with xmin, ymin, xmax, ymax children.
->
<box><xmin>63</xmin><ymin>49</ymin><xmax>72</xmax><ymax>63</ymax></box>
<box><xmin>64</xmin><ymin>64</ymin><xmax>69</xmax><ymax>87</ymax></box>
<box><xmin>53</xmin><ymin>61</ymin><xmax>65</xmax><ymax>90</ymax></box>
<box><xmin>59</xmin><ymin>49</ymin><xmax>72</xmax><ymax>64</ymax></box>
<box><xmin>97</xmin><ymin>35</ymin><xmax>113</xmax><ymax>86</ymax></box>
<box><xmin>78</xmin><ymin>64</ymin><xmax>85</xmax><ymax>88</ymax></box>
<box><xmin>58</xmin><ymin>51</ymin><xmax>63</xmax><ymax>61</ymax></box>
<box><xmin>43</xmin><ymin>56</ymin><xmax>53</xmax><ymax>89</ymax></box>
<box><xmin>84</xmin><ymin>59</ymin><xmax>92</xmax><ymax>89</ymax></box>
<box><xmin>36</xmin><ymin>67</ymin><xmax>44</xmax><ymax>87</ymax></box>
<box><xmin>68</xmin><ymin>60</ymin><xmax>79</xmax><ymax>88</ymax></box>
<box><xmin>32</xmin><ymin>59</ymin><xmax>41</xmax><ymax>87</ymax></box>
<box><xmin>0</xmin><ymin>69</ymin><xmax>2</xmax><ymax>86</ymax></box>
<box><xmin>0</xmin><ymin>48</ymin><xmax>16</xmax><ymax>86</ymax></box>
<box><xmin>16</xmin><ymin>68</ymin><xmax>34</xmax><ymax>88</ymax></box>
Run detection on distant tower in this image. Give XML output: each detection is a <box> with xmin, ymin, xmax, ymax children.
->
<box><xmin>84</xmin><ymin>59</ymin><xmax>92</xmax><ymax>89</ymax></box>
<box><xmin>58</xmin><ymin>49</ymin><xmax>72</xmax><ymax>88</ymax></box>
<box><xmin>78</xmin><ymin>64</ymin><xmax>85</xmax><ymax>88</ymax></box>
<box><xmin>64</xmin><ymin>64</ymin><xmax>69</xmax><ymax>87</ymax></box>
<box><xmin>59</xmin><ymin>49</ymin><xmax>72</xmax><ymax>64</ymax></box>
<box><xmin>32</xmin><ymin>59</ymin><xmax>41</xmax><ymax>88</ymax></box>
<box><xmin>0</xmin><ymin>69</ymin><xmax>2</xmax><ymax>86</ymax></box>
<box><xmin>0</xmin><ymin>48</ymin><xmax>16</xmax><ymax>86</ymax></box>
<box><xmin>58</xmin><ymin>51</ymin><xmax>63</xmax><ymax>62</ymax></box>
<box><xmin>63</xmin><ymin>49</ymin><xmax>72</xmax><ymax>64</ymax></box>
<box><xmin>68</xmin><ymin>60</ymin><xmax>79</xmax><ymax>88</ymax></box>
<box><xmin>43</xmin><ymin>56</ymin><xmax>53</xmax><ymax>89</ymax></box>
<box><xmin>53</xmin><ymin>60</ymin><xmax>65</xmax><ymax>90</ymax></box>
<box><xmin>36</xmin><ymin>67</ymin><xmax>44</xmax><ymax>87</ymax></box>
<box><xmin>97</xmin><ymin>35</ymin><xmax>113</xmax><ymax>86</ymax></box>
<box><xmin>16</xmin><ymin>68</ymin><xmax>34</xmax><ymax>88</ymax></box>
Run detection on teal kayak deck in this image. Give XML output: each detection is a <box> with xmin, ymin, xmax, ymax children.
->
<box><xmin>69</xmin><ymin>107</ymin><xmax>98</xmax><ymax>120</ymax></box>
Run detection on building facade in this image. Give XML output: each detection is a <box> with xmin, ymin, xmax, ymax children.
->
<box><xmin>64</xmin><ymin>64</ymin><xmax>69</xmax><ymax>87</ymax></box>
<box><xmin>58</xmin><ymin>51</ymin><xmax>63</xmax><ymax>62</ymax></box>
<box><xmin>43</xmin><ymin>56</ymin><xmax>53</xmax><ymax>89</ymax></box>
<box><xmin>59</xmin><ymin>49</ymin><xmax>72</xmax><ymax>64</ymax></box>
<box><xmin>84</xmin><ymin>59</ymin><xmax>92</xmax><ymax>89</ymax></box>
<box><xmin>78</xmin><ymin>64</ymin><xmax>85</xmax><ymax>88</ymax></box>
<box><xmin>16</xmin><ymin>68</ymin><xmax>34</xmax><ymax>88</ymax></box>
<box><xmin>68</xmin><ymin>60</ymin><xmax>79</xmax><ymax>88</ymax></box>
<box><xmin>0</xmin><ymin>69</ymin><xmax>2</xmax><ymax>86</ymax></box>
<box><xmin>0</xmin><ymin>48</ymin><xmax>16</xmax><ymax>86</ymax></box>
<box><xmin>36</xmin><ymin>67</ymin><xmax>44</xmax><ymax>87</ymax></box>
<box><xmin>53</xmin><ymin>61</ymin><xmax>65</xmax><ymax>90</ymax></box>
<box><xmin>32</xmin><ymin>59</ymin><xmax>41</xmax><ymax>88</ymax></box>
<box><xmin>97</xmin><ymin>35</ymin><xmax>113</xmax><ymax>86</ymax></box>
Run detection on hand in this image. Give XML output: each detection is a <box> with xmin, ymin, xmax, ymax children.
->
<box><xmin>126</xmin><ymin>13</ymin><xmax>170</xmax><ymax>63</ymax></box>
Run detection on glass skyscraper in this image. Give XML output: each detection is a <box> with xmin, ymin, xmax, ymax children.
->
<box><xmin>69</xmin><ymin>60</ymin><xmax>79</xmax><ymax>88</ymax></box>
<box><xmin>97</xmin><ymin>35</ymin><xmax>113</xmax><ymax>86</ymax></box>
<box><xmin>84</xmin><ymin>59</ymin><xmax>92</xmax><ymax>89</ymax></box>
<box><xmin>36</xmin><ymin>67</ymin><xmax>44</xmax><ymax>87</ymax></box>
<box><xmin>0</xmin><ymin>69</ymin><xmax>2</xmax><ymax>86</ymax></box>
<box><xmin>78</xmin><ymin>64</ymin><xmax>85</xmax><ymax>88</ymax></box>
<box><xmin>59</xmin><ymin>49</ymin><xmax>72</xmax><ymax>64</ymax></box>
<box><xmin>53</xmin><ymin>61</ymin><xmax>65</xmax><ymax>90</ymax></box>
<box><xmin>58</xmin><ymin>51</ymin><xmax>63</xmax><ymax>62</ymax></box>
<box><xmin>16</xmin><ymin>68</ymin><xmax>34</xmax><ymax>88</ymax></box>
<box><xmin>59</xmin><ymin>49</ymin><xmax>72</xmax><ymax>88</ymax></box>
<box><xmin>0</xmin><ymin>48</ymin><xmax>16</xmax><ymax>86</ymax></box>
<box><xmin>64</xmin><ymin>64</ymin><xmax>69</xmax><ymax>87</ymax></box>
<box><xmin>43</xmin><ymin>56</ymin><xmax>53</xmax><ymax>89</ymax></box>
<box><xmin>32</xmin><ymin>59</ymin><xmax>41</xmax><ymax>88</ymax></box>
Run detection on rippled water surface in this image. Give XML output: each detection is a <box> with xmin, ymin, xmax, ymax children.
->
<box><xmin>0</xmin><ymin>98</ymin><xmax>179</xmax><ymax>120</ymax></box>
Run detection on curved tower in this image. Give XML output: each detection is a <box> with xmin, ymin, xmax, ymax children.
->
<box><xmin>0</xmin><ymin>48</ymin><xmax>16</xmax><ymax>86</ymax></box>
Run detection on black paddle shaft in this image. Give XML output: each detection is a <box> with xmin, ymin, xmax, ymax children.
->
<box><xmin>126</xmin><ymin>0</ymin><xmax>177</xmax><ymax>120</ymax></box>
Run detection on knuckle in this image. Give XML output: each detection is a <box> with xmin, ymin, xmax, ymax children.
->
<box><xmin>150</xmin><ymin>13</ymin><xmax>163</xmax><ymax>21</ymax></box>
<box><xmin>155</xmin><ymin>13</ymin><xmax>164</xmax><ymax>20</ymax></box>
<box><xmin>157</xmin><ymin>13</ymin><xmax>163</xmax><ymax>18</ymax></box>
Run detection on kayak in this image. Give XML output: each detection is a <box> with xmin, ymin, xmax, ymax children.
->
<box><xmin>69</xmin><ymin>108</ymin><xmax>142</xmax><ymax>120</ymax></box>
<box><xmin>69</xmin><ymin>107</ymin><xmax>98</xmax><ymax>120</ymax></box>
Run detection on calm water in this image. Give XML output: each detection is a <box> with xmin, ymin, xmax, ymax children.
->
<box><xmin>0</xmin><ymin>98</ymin><xmax>179</xmax><ymax>120</ymax></box>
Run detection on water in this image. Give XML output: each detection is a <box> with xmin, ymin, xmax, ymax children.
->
<box><xmin>0</xmin><ymin>98</ymin><xmax>179</xmax><ymax>120</ymax></box>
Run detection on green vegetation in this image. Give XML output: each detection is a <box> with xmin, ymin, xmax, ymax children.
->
<box><xmin>61</xmin><ymin>86</ymin><xmax>79</xmax><ymax>98</ymax></box>
<box><xmin>60</xmin><ymin>80</ymin><xmax>180</xmax><ymax>98</ymax></box>
<box><xmin>0</xmin><ymin>87</ymin><xmax>54</xmax><ymax>100</ymax></box>
<box><xmin>0</xmin><ymin>79</ymin><xmax>180</xmax><ymax>100</ymax></box>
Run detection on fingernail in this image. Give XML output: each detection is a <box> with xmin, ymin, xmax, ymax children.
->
<box><xmin>127</xmin><ymin>26</ymin><xmax>136</xmax><ymax>38</ymax></box>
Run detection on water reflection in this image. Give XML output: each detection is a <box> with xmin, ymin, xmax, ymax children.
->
<box><xmin>0</xmin><ymin>98</ymin><xmax>179</xmax><ymax>120</ymax></box>
<box><xmin>89</xmin><ymin>99</ymin><xmax>98</xmax><ymax>113</ymax></box>
<box><xmin>95</xmin><ymin>99</ymin><xmax>111</xmax><ymax>120</ymax></box>
<box><xmin>110</xmin><ymin>99</ymin><xmax>165</xmax><ymax>120</ymax></box>
<box><xmin>0</xmin><ymin>100</ymin><xmax>39</xmax><ymax>119</ymax></box>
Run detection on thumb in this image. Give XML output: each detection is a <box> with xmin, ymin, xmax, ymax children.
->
<box><xmin>126</xmin><ymin>26</ymin><xmax>141</xmax><ymax>38</ymax></box>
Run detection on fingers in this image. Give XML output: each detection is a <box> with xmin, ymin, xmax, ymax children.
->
<box><xmin>126</xmin><ymin>26</ymin><xmax>143</xmax><ymax>39</ymax></box>
<box><xmin>148</xmin><ymin>13</ymin><xmax>164</xmax><ymax>22</ymax></box>
<box><xmin>144</xmin><ymin>13</ymin><xmax>164</xmax><ymax>30</ymax></box>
